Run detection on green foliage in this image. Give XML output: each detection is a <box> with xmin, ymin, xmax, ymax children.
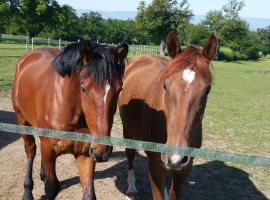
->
<box><xmin>202</xmin><ymin>10</ymin><xmax>225</xmax><ymax>32</ymax></box>
<box><xmin>3</xmin><ymin>0</ymin><xmax>60</xmax><ymax>38</ymax></box>
<box><xmin>40</xmin><ymin>5</ymin><xmax>81</xmax><ymax>41</ymax></box>
<box><xmin>136</xmin><ymin>0</ymin><xmax>193</xmax><ymax>43</ymax></box>
<box><xmin>241</xmin><ymin>32</ymin><xmax>260</xmax><ymax>60</ymax></box>
<box><xmin>218</xmin><ymin>47</ymin><xmax>246</xmax><ymax>61</ymax></box>
<box><xmin>80</xmin><ymin>12</ymin><xmax>104</xmax><ymax>41</ymax></box>
<box><xmin>0</xmin><ymin>1</ymin><xmax>10</xmax><ymax>33</ymax></box>
<box><xmin>219</xmin><ymin>19</ymin><xmax>249</xmax><ymax>52</ymax></box>
<box><xmin>188</xmin><ymin>24</ymin><xmax>211</xmax><ymax>46</ymax></box>
<box><xmin>257</xmin><ymin>26</ymin><xmax>270</xmax><ymax>56</ymax></box>
<box><xmin>223</xmin><ymin>0</ymin><xmax>245</xmax><ymax>20</ymax></box>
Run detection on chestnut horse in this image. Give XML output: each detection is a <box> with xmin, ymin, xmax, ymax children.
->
<box><xmin>12</xmin><ymin>41</ymin><xmax>128</xmax><ymax>200</ymax></box>
<box><xmin>119</xmin><ymin>31</ymin><xmax>217</xmax><ymax>200</ymax></box>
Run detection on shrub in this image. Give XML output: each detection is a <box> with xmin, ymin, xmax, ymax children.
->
<box><xmin>218</xmin><ymin>47</ymin><xmax>234</xmax><ymax>61</ymax></box>
<box><xmin>246</xmin><ymin>46</ymin><xmax>260</xmax><ymax>60</ymax></box>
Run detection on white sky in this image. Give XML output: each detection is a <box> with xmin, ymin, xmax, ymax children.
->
<box><xmin>57</xmin><ymin>0</ymin><xmax>270</xmax><ymax>19</ymax></box>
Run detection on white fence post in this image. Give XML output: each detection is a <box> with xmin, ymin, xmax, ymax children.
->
<box><xmin>31</xmin><ymin>37</ymin><xmax>34</xmax><ymax>50</ymax></box>
<box><xmin>48</xmin><ymin>37</ymin><xmax>50</xmax><ymax>48</ymax></box>
<box><xmin>58</xmin><ymin>39</ymin><xmax>61</xmax><ymax>50</ymax></box>
<box><xmin>25</xmin><ymin>36</ymin><xmax>28</xmax><ymax>52</ymax></box>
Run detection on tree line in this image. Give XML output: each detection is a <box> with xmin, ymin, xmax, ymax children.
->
<box><xmin>0</xmin><ymin>0</ymin><xmax>270</xmax><ymax>60</ymax></box>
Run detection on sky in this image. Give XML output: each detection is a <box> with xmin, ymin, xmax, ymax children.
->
<box><xmin>57</xmin><ymin>0</ymin><xmax>270</xmax><ymax>19</ymax></box>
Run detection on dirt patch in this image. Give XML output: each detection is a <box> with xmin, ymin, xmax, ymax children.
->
<box><xmin>0</xmin><ymin>93</ymin><xmax>268</xmax><ymax>200</ymax></box>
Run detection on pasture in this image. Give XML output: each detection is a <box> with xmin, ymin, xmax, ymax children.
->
<box><xmin>0</xmin><ymin>43</ymin><xmax>269</xmax><ymax>199</ymax></box>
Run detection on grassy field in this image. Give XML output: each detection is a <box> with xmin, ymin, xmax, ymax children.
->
<box><xmin>0</xmin><ymin>43</ymin><xmax>269</xmax><ymax>197</ymax></box>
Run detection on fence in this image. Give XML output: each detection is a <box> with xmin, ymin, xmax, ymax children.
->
<box><xmin>0</xmin><ymin>34</ymin><xmax>161</xmax><ymax>56</ymax></box>
<box><xmin>0</xmin><ymin>122</ymin><xmax>269</xmax><ymax>168</ymax></box>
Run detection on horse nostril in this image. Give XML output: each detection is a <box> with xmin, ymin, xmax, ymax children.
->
<box><xmin>180</xmin><ymin>156</ymin><xmax>188</xmax><ymax>164</ymax></box>
<box><xmin>179</xmin><ymin>156</ymin><xmax>190</xmax><ymax>167</ymax></box>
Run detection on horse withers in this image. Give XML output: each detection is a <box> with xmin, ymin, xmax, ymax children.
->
<box><xmin>12</xmin><ymin>41</ymin><xmax>128</xmax><ymax>200</ymax></box>
<box><xmin>119</xmin><ymin>31</ymin><xmax>217</xmax><ymax>200</ymax></box>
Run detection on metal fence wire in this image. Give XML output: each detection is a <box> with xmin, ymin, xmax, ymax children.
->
<box><xmin>0</xmin><ymin>123</ymin><xmax>269</xmax><ymax>168</ymax></box>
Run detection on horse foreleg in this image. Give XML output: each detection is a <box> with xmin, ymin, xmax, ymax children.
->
<box><xmin>147</xmin><ymin>153</ymin><xmax>167</xmax><ymax>200</ymax></box>
<box><xmin>21</xmin><ymin>134</ymin><xmax>36</xmax><ymax>200</ymax></box>
<box><xmin>76</xmin><ymin>155</ymin><xmax>96</xmax><ymax>200</ymax></box>
<box><xmin>125</xmin><ymin>148</ymin><xmax>138</xmax><ymax>200</ymax></box>
<box><xmin>169</xmin><ymin>165</ymin><xmax>192</xmax><ymax>200</ymax></box>
<box><xmin>40</xmin><ymin>139</ymin><xmax>60</xmax><ymax>200</ymax></box>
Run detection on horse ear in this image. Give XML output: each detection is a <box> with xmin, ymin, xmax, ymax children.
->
<box><xmin>203</xmin><ymin>34</ymin><xmax>218</xmax><ymax>61</ymax></box>
<box><xmin>114</xmin><ymin>43</ymin><xmax>128</xmax><ymax>62</ymax></box>
<box><xmin>166</xmin><ymin>31</ymin><xmax>181</xmax><ymax>59</ymax></box>
<box><xmin>80</xmin><ymin>41</ymin><xmax>92</xmax><ymax>64</ymax></box>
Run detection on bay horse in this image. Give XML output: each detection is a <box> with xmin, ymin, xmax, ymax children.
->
<box><xmin>119</xmin><ymin>31</ymin><xmax>217</xmax><ymax>200</ymax></box>
<box><xmin>12</xmin><ymin>41</ymin><xmax>128</xmax><ymax>200</ymax></box>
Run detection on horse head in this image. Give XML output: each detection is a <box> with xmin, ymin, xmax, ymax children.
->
<box><xmin>54</xmin><ymin>41</ymin><xmax>128</xmax><ymax>162</ymax></box>
<box><xmin>161</xmin><ymin>31</ymin><xmax>217</xmax><ymax>170</ymax></box>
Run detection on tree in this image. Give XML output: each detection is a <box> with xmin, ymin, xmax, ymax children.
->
<box><xmin>188</xmin><ymin>24</ymin><xmax>211</xmax><ymax>46</ymax></box>
<box><xmin>202</xmin><ymin>10</ymin><xmax>225</xmax><ymax>33</ymax></box>
<box><xmin>136</xmin><ymin>0</ymin><xmax>193</xmax><ymax>55</ymax></box>
<box><xmin>80</xmin><ymin>12</ymin><xmax>104</xmax><ymax>41</ymax></box>
<box><xmin>103</xmin><ymin>19</ymin><xmax>138</xmax><ymax>44</ymax></box>
<box><xmin>223</xmin><ymin>0</ymin><xmax>245</xmax><ymax>20</ymax></box>
<box><xmin>50</xmin><ymin>5</ymin><xmax>80</xmax><ymax>40</ymax></box>
<box><xmin>0</xmin><ymin>1</ymin><xmax>8</xmax><ymax>34</ymax></box>
<box><xmin>4</xmin><ymin>0</ymin><xmax>60</xmax><ymax>40</ymax></box>
<box><xmin>243</xmin><ymin>32</ymin><xmax>260</xmax><ymax>60</ymax></box>
<box><xmin>219</xmin><ymin>19</ymin><xmax>249</xmax><ymax>52</ymax></box>
<box><xmin>257</xmin><ymin>26</ymin><xmax>270</xmax><ymax>56</ymax></box>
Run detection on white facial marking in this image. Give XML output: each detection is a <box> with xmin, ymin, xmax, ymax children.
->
<box><xmin>171</xmin><ymin>154</ymin><xmax>181</xmax><ymax>164</ymax></box>
<box><xmin>183</xmin><ymin>69</ymin><xmax>195</xmax><ymax>91</ymax></box>
<box><xmin>164</xmin><ymin>187</ymin><xmax>169</xmax><ymax>200</ymax></box>
<box><xmin>127</xmin><ymin>169</ymin><xmax>138</xmax><ymax>195</ymax></box>
<box><xmin>103</xmin><ymin>83</ymin><xmax>111</xmax><ymax>104</ymax></box>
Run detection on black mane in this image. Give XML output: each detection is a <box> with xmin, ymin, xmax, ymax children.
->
<box><xmin>53</xmin><ymin>41</ymin><xmax>125</xmax><ymax>86</ymax></box>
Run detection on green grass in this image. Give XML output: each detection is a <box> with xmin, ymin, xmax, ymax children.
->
<box><xmin>201</xmin><ymin>58</ymin><xmax>270</xmax><ymax>197</ymax></box>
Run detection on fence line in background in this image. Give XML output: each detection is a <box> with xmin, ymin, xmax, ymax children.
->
<box><xmin>0</xmin><ymin>122</ymin><xmax>269</xmax><ymax>168</ymax></box>
<box><xmin>0</xmin><ymin>35</ymin><xmax>161</xmax><ymax>56</ymax></box>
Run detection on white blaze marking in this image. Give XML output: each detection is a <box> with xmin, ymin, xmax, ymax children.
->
<box><xmin>127</xmin><ymin>169</ymin><xmax>138</xmax><ymax>195</ymax></box>
<box><xmin>171</xmin><ymin>154</ymin><xmax>181</xmax><ymax>164</ymax></box>
<box><xmin>183</xmin><ymin>69</ymin><xmax>195</xmax><ymax>91</ymax></box>
<box><xmin>103</xmin><ymin>83</ymin><xmax>111</xmax><ymax>103</ymax></box>
<box><xmin>164</xmin><ymin>187</ymin><xmax>169</xmax><ymax>200</ymax></box>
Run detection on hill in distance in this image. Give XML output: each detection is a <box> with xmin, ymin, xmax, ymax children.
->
<box><xmin>77</xmin><ymin>10</ymin><xmax>270</xmax><ymax>31</ymax></box>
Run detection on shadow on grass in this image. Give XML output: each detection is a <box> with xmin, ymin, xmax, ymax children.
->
<box><xmin>57</xmin><ymin>152</ymin><xmax>268</xmax><ymax>200</ymax></box>
<box><xmin>0</xmin><ymin>110</ymin><xmax>20</xmax><ymax>150</ymax></box>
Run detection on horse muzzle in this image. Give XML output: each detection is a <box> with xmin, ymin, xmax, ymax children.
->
<box><xmin>89</xmin><ymin>146</ymin><xmax>113</xmax><ymax>163</ymax></box>
<box><xmin>161</xmin><ymin>153</ymin><xmax>191</xmax><ymax>171</ymax></box>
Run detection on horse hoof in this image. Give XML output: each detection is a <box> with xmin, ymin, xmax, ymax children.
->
<box><xmin>126</xmin><ymin>192</ymin><xmax>139</xmax><ymax>200</ymax></box>
<box><xmin>22</xmin><ymin>191</ymin><xmax>34</xmax><ymax>200</ymax></box>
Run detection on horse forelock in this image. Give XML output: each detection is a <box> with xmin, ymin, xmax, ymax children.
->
<box><xmin>162</xmin><ymin>46</ymin><xmax>213</xmax><ymax>83</ymax></box>
<box><xmin>53</xmin><ymin>42</ymin><xmax>125</xmax><ymax>86</ymax></box>
<box><xmin>85</xmin><ymin>47</ymin><xmax>124</xmax><ymax>86</ymax></box>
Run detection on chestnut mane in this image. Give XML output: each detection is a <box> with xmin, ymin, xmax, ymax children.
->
<box><xmin>163</xmin><ymin>46</ymin><xmax>213</xmax><ymax>83</ymax></box>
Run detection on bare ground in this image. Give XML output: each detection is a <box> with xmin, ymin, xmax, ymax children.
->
<box><xmin>0</xmin><ymin>92</ymin><xmax>269</xmax><ymax>200</ymax></box>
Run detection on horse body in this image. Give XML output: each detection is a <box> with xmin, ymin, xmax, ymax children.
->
<box><xmin>12</xmin><ymin>42</ymin><xmax>128</xmax><ymax>200</ymax></box>
<box><xmin>119</xmin><ymin>31</ymin><xmax>217</xmax><ymax>200</ymax></box>
<box><xmin>119</xmin><ymin>55</ymin><xmax>167</xmax><ymax>143</ymax></box>
<box><xmin>14</xmin><ymin>49</ymin><xmax>80</xmax><ymax>129</ymax></box>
